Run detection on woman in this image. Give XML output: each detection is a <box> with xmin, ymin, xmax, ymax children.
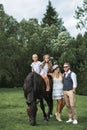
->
<box><xmin>48</xmin><ymin>65</ymin><xmax>65</xmax><ymax>121</ymax></box>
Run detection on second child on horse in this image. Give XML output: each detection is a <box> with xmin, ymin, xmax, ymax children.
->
<box><xmin>31</xmin><ymin>54</ymin><xmax>52</xmax><ymax>92</ymax></box>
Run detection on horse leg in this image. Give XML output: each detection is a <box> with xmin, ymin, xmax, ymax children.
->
<box><xmin>39</xmin><ymin>98</ymin><xmax>48</xmax><ymax>121</ymax></box>
<box><xmin>44</xmin><ymin>91</ymin><xmax>53</xmax><ymax>119</ymax></box>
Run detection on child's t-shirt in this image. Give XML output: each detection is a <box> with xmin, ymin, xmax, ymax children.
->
<box><xmin>40</xmin><ymin>63</ymin><xmax>48</xmax><ymax>75</ymax></box>
<box><xmin>31</xmin><ymin>61</ymin><xmax>41</xmax><ymax>74</ymax></box>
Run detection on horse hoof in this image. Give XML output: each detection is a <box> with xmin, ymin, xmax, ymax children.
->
<box><xmin>44</xmin><ymin>117</ymin><xmax>48</xmax><ymax>121</ymax></box>
<box><xmin>31</xmin><ymin>124</ymin><xmax>36</xmax><ymax>126</ymax></box>
<box><xmin>30</xmin><ymin>122</ymin><xmax>36</xmax><ymax>126</ymax></box>
<box><xmin>50</xmin><ymin>114</ymin><xmax>53</xmax><ymax>118</ymax></box>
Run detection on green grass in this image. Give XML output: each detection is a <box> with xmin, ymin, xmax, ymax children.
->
<box><xmin>0</xmin><ymin>88</ymin><xmax>87</xmax><ymax>130</ymax></box>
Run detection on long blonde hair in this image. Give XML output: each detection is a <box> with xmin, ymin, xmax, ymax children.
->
<box><xmin>53</xmin><ymin>67</ymin><xmax>63</xmax><ymax>81</ymax></box>
<box><xmin>41</xmin><ymin>54</ymin><xmax>52</xmax><ymax>70</ymax></box>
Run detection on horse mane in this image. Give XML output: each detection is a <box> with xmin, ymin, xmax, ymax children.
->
<box><xmin>23</xmin><ymin>72</ymin><xmax>46</xmax><ymax>99</ymax></box>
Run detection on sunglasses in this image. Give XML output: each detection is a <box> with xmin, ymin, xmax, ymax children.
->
<box><xmin>63</xmin><ymin>66</ymin><xmax>69</xmax><ymax>68</ymax></box>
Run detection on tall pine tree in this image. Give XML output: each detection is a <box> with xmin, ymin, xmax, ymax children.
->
<box><xmin>42</xmin><ymin>0</ymin><xmax>66</xmax><ymax>32</ymax></box>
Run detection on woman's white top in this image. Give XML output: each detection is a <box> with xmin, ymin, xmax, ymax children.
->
<box><xmin>52</xmin><ymin>76</ymin><xmax>64</xmax><ymax>100</ymax></box>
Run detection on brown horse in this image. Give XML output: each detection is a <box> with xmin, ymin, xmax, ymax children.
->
<box><xmin>23</xmin><ymin>72</ymin><xmax>53</xmax><ymax>126</ymax></box>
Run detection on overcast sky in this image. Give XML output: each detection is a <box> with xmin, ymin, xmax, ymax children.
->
<box><xmin>0</xmin><ymin>0</ymin><xmax>85</xmax><ymax>37</ymax></box>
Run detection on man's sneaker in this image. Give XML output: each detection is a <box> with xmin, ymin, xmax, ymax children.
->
<box><xmin>66</xmin><ymin>118</ymin><xmax>73</xmax><ymax>123</ymax></box>
<box><xmin>73</xmin><ymin>119</ymin><xmax>78</xmax><ymax>124</ymax></box>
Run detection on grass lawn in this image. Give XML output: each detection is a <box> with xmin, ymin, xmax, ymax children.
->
<box><xmin>0</xmin><ymin>88</ymin><xmax>87</xmax><ymax>130</ymax></box>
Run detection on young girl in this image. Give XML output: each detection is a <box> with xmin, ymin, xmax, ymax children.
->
<box><xmin>48</xmin><ymin>65</ymin><xmax>65</xmax><ymax>121</ymax></box>
<box><xmin>40</xmin><ymin>54</ymin><xmax>52</xmax><ymax>91</ymax></box>
<box><xmin>31</xmin><ymin>54</ymin><xmax>41</xmax><ymax>74</ymax></box>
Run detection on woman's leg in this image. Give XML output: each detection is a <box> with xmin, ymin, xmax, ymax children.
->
<box><xmin>55</xmin><ymin>99</ymin><xmax>62</xmax><ymax>114</ymax></box>
<box><xmin>56</xmin><ymin>99</ymin><xmax>62</xmax><ymax>121</ymax></box>
<box><xmin>57</xmin><ymin>99</ymin><xmax>62</xmax><ymax>113</ymax></box>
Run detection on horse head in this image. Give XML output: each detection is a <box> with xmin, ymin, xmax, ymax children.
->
<box><xmin>24</xmin><ymin>72</ymin><xmax>38</xmax><ymax>126</ymax></box>
<box><xmin>27</xmin><ymin>100</ymin><xmax>37</xmax><ymax>126</ymax></box>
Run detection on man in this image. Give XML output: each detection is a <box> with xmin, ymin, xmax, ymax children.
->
<box><xmin>63</xmin><ymin>62</ymin><xmax>78</xmax><ymax>124</ymax></box>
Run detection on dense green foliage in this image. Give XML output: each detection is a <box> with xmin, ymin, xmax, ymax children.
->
<box><xmin>0</xmin><ymin>88</ymin><xmax>87</xmax><ymax>130</ymax></box>
<box><xmin>0</xmin><ymin>1</ymin><xmax>87</xmax><ymax>95</ymax></box>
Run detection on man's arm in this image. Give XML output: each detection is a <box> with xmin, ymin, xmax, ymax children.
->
<box><xmin>71</xmin><ymin>72</ymin><xmax>77</xmax><ymax>93</ymax></box>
